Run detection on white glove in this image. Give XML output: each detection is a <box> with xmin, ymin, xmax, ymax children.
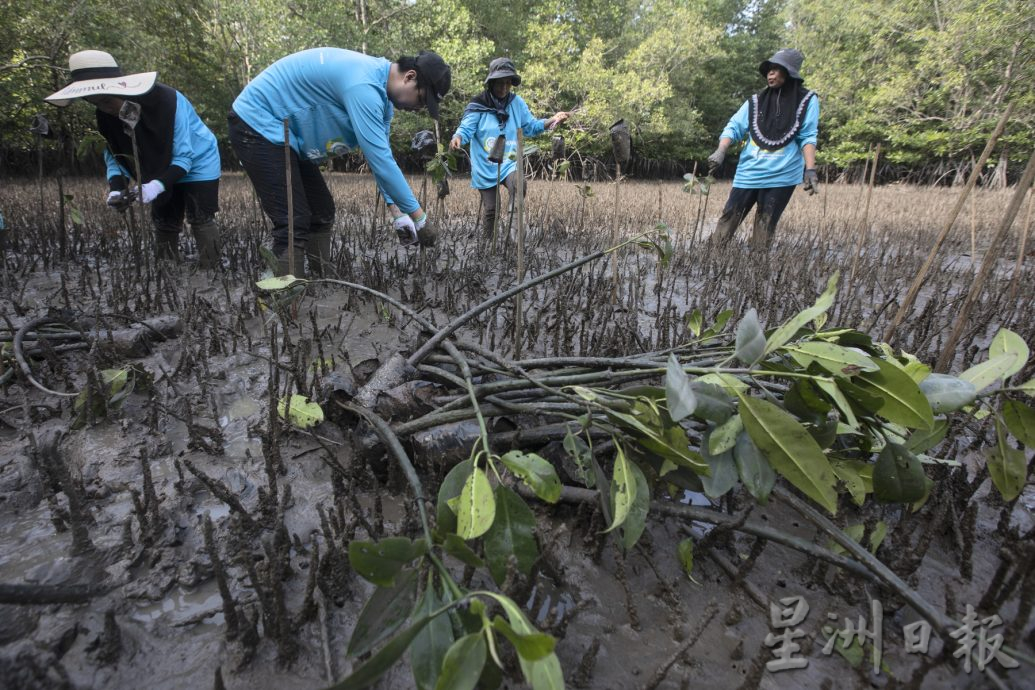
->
<box><xmin>140</xmin><ymin>180</ymin><xmax>165</xmax><ymax>204</ymax></box>
<box><xmin>393</xmin><ymin>214</ymin><xmax>418</xmax><ymax>246</ymax></box>
<box><xmin>106</xmin><ymin>191</ymin><xmax>123</xmax><ymax>207</ymax></box>
<box><xmin>414</xmin><ymin>212</ymin><xmax>427</xmax><ymax>232</ymax></box>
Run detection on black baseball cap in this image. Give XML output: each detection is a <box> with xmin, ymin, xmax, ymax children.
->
<box><xmin>415</xmin><ymin>51</ymin><xmax>451</xmax><ymax>119</ymax></box>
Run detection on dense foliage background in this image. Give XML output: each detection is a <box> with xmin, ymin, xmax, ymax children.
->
<box><xmin>1</xmin><ymin>0</ymin><xmax>1033</xmax><ymax>178</ymax></box>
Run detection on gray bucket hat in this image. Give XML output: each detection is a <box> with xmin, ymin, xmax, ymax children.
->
<box><xmin>759</xmin><ymin>49</ymin><xmax>804</xmax><ymax>81</ymax></box>
<box><xmin>484</xmin><ymin>57</ymin><xmax>521</xmax><ymax>87</ymax></box>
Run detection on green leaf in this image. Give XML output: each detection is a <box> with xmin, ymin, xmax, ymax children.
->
<box><xmin>688</xmin><ymin>381</ymin><xmax>735</xmax><ymax>423</ymax></box>
<box><xmin>499</xmin><ymin>451</ymin><xmax>562</xmax><ymax>503</ymax></box>
<box><xmin>434</xmin><ymin>633</ymin><xmax>486</xmax><ymax>690</ymax></box>
<box><xmin>677</xmin><ymin>538</ymin><xmax>699</xmax><ymax>582</ymax></box>
<box><xmin>988</xmin><ymin>419</ymin><xmax>1027</xmax><ymax>502</ymax></box>
<box><xmin>829</xmin><ymin>522</ymin><xmax>887</xmax><ymax>556</ymax></box>
<box><xmin>277</xmin><ymin>394</ymin><xmax>324</xmax><ymax>429</ymax></box>
<box><xmin>562</xmin><ymin>428</ymin><xmax>594</xmax><ymax>488</ymax></box>
<box><xmin>735</xmin><ymin>308</ymin><xmax>765</xmax><ymax>366</ymax></box>
<box><xmin>603</xmin><ymin>442</ymin><xmax>635</xmax><ymax>533</ymax></box>
<box><xmin>872</xmin><ymin>443</ymin><xmax>928</xmax><ymax>504</ymax></box>
<box><xmin>665</xmin><ymin>353</ymin><xmax>697</xmax><ymax>421</ymax></box>
<box><xmin>491</xmin><ymin>617</ymin><xmax>556</xmax><ymax>661</ymax></box>
<box><xmin>348</xmin><ymin>568</ymin><xmax>420</xmax><ymax>657</ymax></box>
<box><xmin>1003</xmin><ymin>400</ymin><xmax>1035</xmax><ymax>447</ymax></box>
<box><xmin>701</xmin><ymin>430</ymin><xmax>738</xmax><ymax>499</ymax></box>
<box><xmin>69</xmin><ymin>206</ymin><xmax>84</xmax><ymax>226</ymax></box>
<box><xmin>733</xmin><ymin>431</ymin><xmax>776</xmax><ymax>504</ymax></box>
<box><xmin>329</xmin><ymin>608</ymin><xmax>442</xmax><ymax>690</ymax></box>
<box><xmin>904</xmin><ymin>419</ymin><xmax>948</xmax><ymax>454</ymax></box>
<box><xmin>619</xmin><ymin>460</ymin><xmax>650</xmax><ymax>550</ymax></box>
<box><xmin>697</xmin><ymin>372</ymin><xmax>749</xmax><ymax>395</ymax></box>
<box><xmin>831</xmin><ymin>459</ymin><xmax>871</xmax><ymax>506</ymax></box>
<box><xmin>441</xmin><ymin>533</ymin><xmax>484</xmax><ymax>567</ymax></box>
<box><xmin>349</xmin><ymin>537</ymin><xmax>428</xmax><ymax>587</ymax></box>
<box><xmin>1017</xmin><ymin>378</ymin><xmax>1035</xmax><ymax>397</ymax></box>
<box><xmin>604</xmin><ymin>407</ymin><xmax>707</xmax><ymax>472</ymax></box>
<box><xmin>814</xmin><ymin>378</ymin><xmax>860</xmax><ymax>429</ymax></box>
<box><xmin>856</xmin><ymin>357</ymin><xmax>934</xmax><ymax>430</ymax></box>
<box><xmin>960</xmin><ymin>353</ymin><xmax>1021</xmax><ymax>392</ymax></box>
<box><xmin>990</xmin><ymin>328</ymin><xmax>1030</xmax><ymax>375</ymax></box>
<box><xmin>918</xmin><ymin>374</ymin><xmax>977</xmax><ymax>414</ymax></box>
<box><xmin>411</xmin><ymin>580</ymin><xmax>455</xmax><ymax>690</ymax></box>
<box><xmin>483</xmin><ymin>486</ymin><xmax>539</xmax><ymax>585</ymax></box>
<box><xmin>687</xmin><ymin>309</ymin><xmax>703</xmax><ymax>337</ymax></box>
<box><xmin>709</xmin><ymin>414</ymin><xmax>742</xmax><ymax>455</ymax></box>
<box><xmin>738</xmin><ymin>394</ymin><xmax>838</xmax><ymax>514</ymax></box>
<box><xmin>481</xmin><ymin>594</ymin><xmax>564</xmax><ymax>690</ymax></box>
<box><xmin>436</xmin><ymin>461</ymin><xmax>473</xmax><ymax>534</ymax></box>
<box><xmin>455</xmin><ymin>467</ymin><xmax>495</xmax><ymax>540</ymax></box>
<box><xmin>785</xmin><ymin>341</ymin><xmax>878</xmax><ymax>377</ymax></box>
<box><xmin>765</xmin><ymin>272</ymin><xmax>839</xmax><ymax>354</ymax></box>
<box><xmin>256</xmin><ymin>274</ymin><xmax>306</xmax><ymax>290</ymax></box>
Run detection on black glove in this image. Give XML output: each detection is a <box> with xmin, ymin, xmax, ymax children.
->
<box><xmin>803</xmin><ymin>168</ymin><xmax>819</xmax><ymax>196</ymax></box>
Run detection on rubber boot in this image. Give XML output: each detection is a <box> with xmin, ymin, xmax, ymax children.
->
<box><xmin>154</xmin><ymin>230</ymin><xmax>181</xmax><ymax>262</ymax></box>
<box><xmin>305</xmin><ymin>232</ymin><xmax>333</xmax><ymax>278</ymax></box>
<box><xmin>750</xmin><ymin>213</ymin><xmax>775</xmax><ymax>252</ymax></box>
<box><xmin>191</xmin><ymin>220</ymin><xmax>221</xmax><ymax>269</ymax></box>
<box><xmin>275</xmin><ymin>246</ymin><xmax>305</xmax><ymax>278</ymax></box>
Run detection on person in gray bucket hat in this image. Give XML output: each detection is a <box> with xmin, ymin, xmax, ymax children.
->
<box><xmin>707</xmin><ymin>48</ymin><xmax>819</xmax><ymax>250</ymax></box>
<box><xmin>450</xmin><ymin>58</ymin><xmax>570</xmax><ymax>238</ymax></box>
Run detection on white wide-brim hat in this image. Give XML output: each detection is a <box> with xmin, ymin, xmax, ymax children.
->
<box><xmin>45</xmin><ymin>50</ymin><xmax>157</xmax><ymax>107</ymax></box>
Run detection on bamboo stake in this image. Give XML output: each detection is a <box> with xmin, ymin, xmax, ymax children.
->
<box><xmin>611</xmin><ymin>162</ymin><xmax>621</xmax><ymax>304</ymax></box>
<box><xmin>514</xmin><ymin>128</ymin><xmax>526</xmax><ymax>358</ymax></box>
<box><xmin>883</xmin><ymin>104</ymin><xmax>1013</xmax><ymax>344</ymax></box>
<box><xmin>1007</xmin><ymin>188</ymin><xmax>1033</xmax><ymax>302</ymax></box>
<box><xmin>969</xmin><ymin>192</ymin><xmax>978</xmax><ymax>272</ymax></box>
<box><xmin>848</xmin><ymin>143</ymin><xmax>881</xmax><ymax>284</ymax></box>
<box><xmin>935</xmin><ymin>148</ymin><xmax>1035</xmax><ymax>372</ymax></box>
<box><xmin>283</xmin><ymin>118</ymin><xmax>294</xmax><ymax>274</ymax></box>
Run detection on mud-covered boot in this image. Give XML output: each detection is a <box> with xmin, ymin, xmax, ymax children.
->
<box><xmin>154</xmin><ymin>230</ymin><xmax>181</xmax><ymax>262</ymax></box>
<box><xmin>191</xmin><ymin>221</ymin><xmax>221</xmax><ymax>269</ymax></box>
<box><xmin>275</xmin><ymin>246</ymin><xmax>305</xmax><ymax>278</ymax></box>
<box><xmin>305</xmin><ymin>232</ymin><xmax>333</xmax><ymax>278</ymax></box>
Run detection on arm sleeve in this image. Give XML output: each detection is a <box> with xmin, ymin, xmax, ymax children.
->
<box><xmin>516</xmin><ymin>98</ymin><xmax>546</xmax><ymax>137</ymax></box>
<box><xmin>796</xmin><ymin>97</ymin><xmax>820</xmax><ymax>148</ymax></box>
<box><xmin>156</xmin><ymin>95</ymin><xmax>192</xmax><ymax>188</ymax></box>
<box><xmin>719</xmin><ymin>101</ymin><xmax>750</xmax><ymax>143</ymax></box>
<box><xmin>452</xmin><ymin>111</ymin><xmax>479</xmax><ymax>145</ymax></box>
<box><xmin>344</xmin><ymin>84</ymin><xmax>419</xmax><ymax>213</ymax></box>
<box><xmin>104</xmin><ymin>149</ymin><xmax>131</xmax><ymax>190</ymax></box>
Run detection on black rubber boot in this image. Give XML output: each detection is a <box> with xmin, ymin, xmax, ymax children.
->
<box><xmin>305</xmin><ymin>232</ymin><xmax>333</xmax><ymax>278</ymax></box>
<box><xmin>191</xmin><ymin>220</ymin><xmax>221</xmax><ymax>269</ymax></box>
<box><xmin>275</xmin><ymin>246</ymin><xmax>305</xmax><ymax>278</ymax></box>
<box><xmin>154</xmin><ymin>230</ymin><xmax>181</xmax><ymax>262</ymax></box>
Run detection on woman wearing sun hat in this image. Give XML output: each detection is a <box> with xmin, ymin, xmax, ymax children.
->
<box><xmin>45</xmin><ymin>50</ymin><xmax>222</xmax><ymax>267</ymax></box>
<box><xmin>707</xmin><ymin>48</ymin><xmax>820</xmax><ymax>250</ymax></box>
<box><xmin>449</xmin><ymin>58</ymin><xmax>569</xmax><ymax>237</ymax></box>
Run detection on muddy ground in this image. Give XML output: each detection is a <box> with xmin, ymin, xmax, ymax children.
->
<box><xmin>1</xmin><ymin>174</ymin><xmax>1033</xmax><ymax>690</ymax></box>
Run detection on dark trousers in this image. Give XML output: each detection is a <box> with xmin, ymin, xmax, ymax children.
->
<box><xmin>151</xmin><ymin>180</ymin><xmax>219</xmax><ymax>233</ymax></box>
<box><xmin>228</xmin><ymin>111</ymin><xmax>334</xmax><ymax>253</ymax></box>
<box><xmin>478</xmin><ymin>171</ymin><xmax>522</xmax><ymax>235</ymax></box>
<box><xmin>715</xmin><ymin>185</ymin><xmax>796</xmax><ymax>249</ymax></box>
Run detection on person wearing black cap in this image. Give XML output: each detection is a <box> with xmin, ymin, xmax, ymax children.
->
<box><xmin>449</xmin><ymin>58</ymin><xmax>569</xmax><ymax>237</ymax></box>
<box><xmin>707</xmin><ymin>48</ymin><xmax>819</xmax><ymax>250</ymax></box>
<box><xmin>45</xmin><ymin>50</ymin><xmax>222</xmax><ymax>268</ymax></box>
<box><xmin>229</xmin><ymin>48</ymin><xmax>451</xmax><ymax>277</ymax></box>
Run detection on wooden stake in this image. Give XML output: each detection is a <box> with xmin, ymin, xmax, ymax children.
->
<box><xmin>883</xmin><ymin>104</ymin><xmax>1014</xmax><ymax>344</ymax></box>
<box><xmin>848</xmin><ymin>143</ymin><xmax>881</xmax><ymax>284</ymax></box>
<box><xmin>611</xmin><ymin>162</ymin><xmax>621</xmax><ymax>304</ymax></box>
<box><xmin>514</xmin><ymin>128</ymin><xmax>526</xmax><ymax>358</ymax></box>
<box><xmin>284</xmin><ymin>118</ymin><xmax>294</xmax><ymax>273</ymax></box>
<box><xmin>935</xmin><ymin>148</ymin><xmax>1035</xmax><ymax>372</ymax></box>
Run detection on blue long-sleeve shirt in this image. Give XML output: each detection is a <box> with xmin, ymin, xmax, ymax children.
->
<box><xmin>104</xmin><ymin>90</ymin><xmax>220</xmax><ymax>184</ymax></box>
<box><xmin>452</xmin><ymin>95</ymin><xmax>546</xmax><ymax>190</ymax></box>
<box><xmin>232</xmin><ymin>48</ymin><xmax>420</xmax><ymax>213</ymax></box>
<box><xmin>721</xmin><ymin>96</ymin><xmax>819</xmax><ymax>189</ymax></box>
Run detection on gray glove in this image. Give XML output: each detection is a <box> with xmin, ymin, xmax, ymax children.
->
<box><xmin>802</xmin><ymin>168</ymin><xmax>819</xmax><ymax>196</ymax></box>
<box><xmin>707</xmin><ymin>147</ymin><xmax>726</xmax><ymax>171</ymax></box>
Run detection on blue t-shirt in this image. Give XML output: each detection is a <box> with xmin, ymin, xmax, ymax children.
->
<box><xmin>105</xmin><ymin>90</ymin><xmax>220</xmax><ymax>184</ymax></box>
<box><xmin>233</xmin><ymin>47</ymin><xmax>420</xmax><ymax>213</ymax></box>
<box><xmin>452</xmin><ymin>94</ymin><xmax>546</xmax><ymax>190</ymax></box>
<box><xmin>721</xmin><ymin>95</ymin><xmax>820</xmax><ymax>189</ymax></box>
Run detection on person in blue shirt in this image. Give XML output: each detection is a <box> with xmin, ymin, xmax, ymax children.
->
<box><xmin>707</xmin><ymin>49</ymin><xmax>820</xmax><ymax>250</ymax></box>
<box><xmin>45</xmin><ymin>50</ymin><xmax>222</xmax><ymax>267</ymax></box>
<box><xmin>449</xmin><ymin>58</ymin><xmax>569</xmax><ymax>237</ymax></box>
<box><xmin>229</xmin><ymin>48</ymin><xmax>451</xmax><ymax>277</ymax></box>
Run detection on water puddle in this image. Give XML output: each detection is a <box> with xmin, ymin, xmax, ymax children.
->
<box><xmin>130</xmin><ymin>580</ymin><xmax>224</xmax><ymax>627</ymax></box>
